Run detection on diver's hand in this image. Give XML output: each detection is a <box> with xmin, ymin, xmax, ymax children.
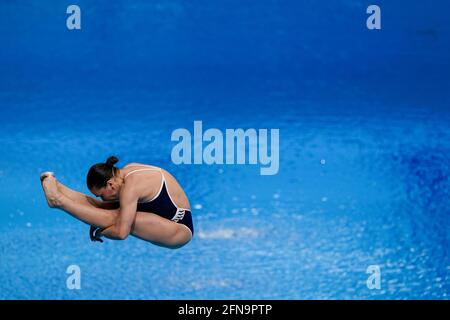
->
<box><xmin>89</xmin><ymin>226</ymin><xmax>104</xmax><ymax>243</ymax></box>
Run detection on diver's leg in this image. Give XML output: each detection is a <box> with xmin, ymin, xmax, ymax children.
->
<box><xmin>57</xmin><ymin>181</ymin><xmax>119</xmax><ymax>209</ymax></box>
<box><xmin>40</xmin><ymin>172</ymin><xmax>105</xmax><ymax>209</ymax></box>
<box><xmin>41</xmin><ymin>175</ymin><xmax>117</xmax><ymax>228</ymax></box>
<box><xmin>56</xmin><ymin>194</ymin><xmax>190</xmax><ymax>247</ymax></box>
<box><xmin>57</xmin><ymin>181</ymin><xmax>100</xmax><ymax>207</ymax></box>
<box><xmin>131</xmin><ymin>211</ymin><xmax>192</xmax><ymax>248</ymax></box>
<box><xmin>57</xmin><ymin>194</ymin><xmax>117</xmax><ymax>228</ymax></box>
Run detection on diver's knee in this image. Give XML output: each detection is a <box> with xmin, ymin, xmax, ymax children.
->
<box><xmin>105</xmin><ymin>209</ymin><xmax>120</xmax><ymax>224</ymax></box>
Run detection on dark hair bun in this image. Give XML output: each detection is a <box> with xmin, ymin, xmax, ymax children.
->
<box><xmin>105</xmin><ymin>156</ymin><xmax>119</xmax><ymax>167</ymax></box>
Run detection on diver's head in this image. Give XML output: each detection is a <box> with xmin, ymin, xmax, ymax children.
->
<box><xmin>87</xmin><ymin>156</ymin><xmax>122</xmax><ymax>201</ymax></box>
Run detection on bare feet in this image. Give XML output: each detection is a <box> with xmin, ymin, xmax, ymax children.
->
<box><xmin>40</xmin><ymin>172</ymin><xmax>63</xmax><ymax>208</ymax></box>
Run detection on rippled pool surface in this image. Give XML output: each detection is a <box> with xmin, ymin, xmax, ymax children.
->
<box><xmin>0</xmin><ymin>1</ymin><xmax>449</xmax><ymax>299</ymax></box>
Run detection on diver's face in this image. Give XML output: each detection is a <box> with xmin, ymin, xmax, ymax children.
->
<box><xmin>91</xmin><ymin>180</ymin><xmax>119</xmax><ymax>201</ymax></box>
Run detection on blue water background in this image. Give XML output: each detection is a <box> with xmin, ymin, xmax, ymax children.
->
<box><xmin>0</xmin><ymin>1</ymin><xmax>449</xmax><ymax>299</ymax></box>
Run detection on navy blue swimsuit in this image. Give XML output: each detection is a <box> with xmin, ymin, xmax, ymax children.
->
<box><xmin>125</xmin><ymin>166</ymin><xmax>194</xmax><ymax>236</ymax></box>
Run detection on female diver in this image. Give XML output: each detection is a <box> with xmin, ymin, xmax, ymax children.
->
<box><xmin>40</xmin><ymin>156</ymin><xmax>194</xmax><ymax>249</ymax></box>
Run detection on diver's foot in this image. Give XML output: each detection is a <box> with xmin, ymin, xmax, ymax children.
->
<box><xmin>40</xmin><ymin>173</ymin><xmax>63</xmax><ymax>208</ymax></box>
<box><xmin>40</xmin><ymin>171</ymin><xmax>54</xmax><ymax>182</ymax></box>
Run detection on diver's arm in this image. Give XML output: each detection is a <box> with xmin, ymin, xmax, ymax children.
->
<box><xmin>99</xmin><ymin>184</ymin><xmax>139</xmax><ymax>240</ymax></box>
